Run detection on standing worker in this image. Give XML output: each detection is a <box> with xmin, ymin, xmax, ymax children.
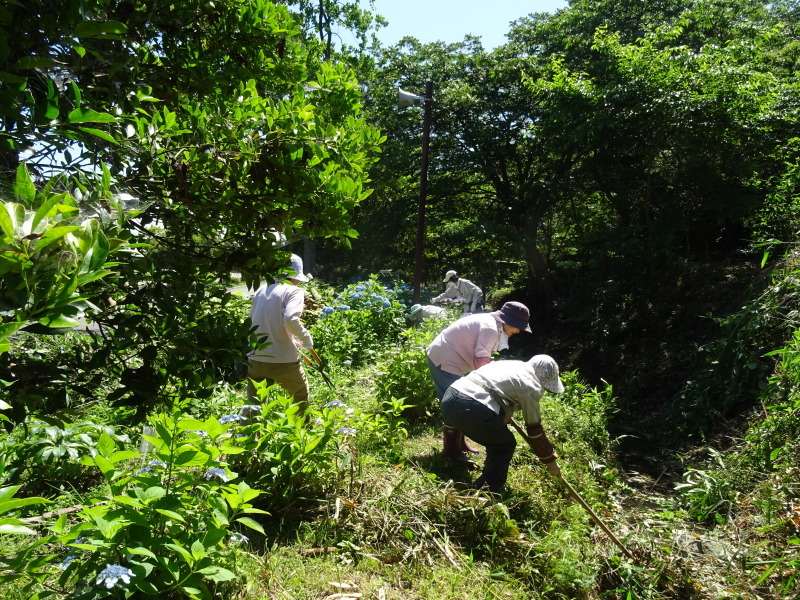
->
<box><xmin>246</xmin><ymin>254</ymin><xmax>314</xmax><ymax>416</ymax></box>
<box><xmin>433</xmin><ymin>270</ymin><xmax>483</xmax><ymax>315</ymax></box>
<box><xmin>427</xmin><ymin>301</ymin><xmax>532</xmax><ymax>462</ymax></box>
<box><xmin>441</xmin><ymin>355</ymin><xmax>565</xmax><ymax>493</ymax></box>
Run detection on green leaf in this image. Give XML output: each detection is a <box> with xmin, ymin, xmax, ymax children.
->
<box><xmin>37</xmin><ymin>314</ymin><xmax>80</xmax><ymax>329</ymax></box>
<box><xmin>69</xmin><ymin>81</ymin><xmax>82</xmax><ymax>107</ymax></box>
<box><xmin>93</xmin><ymin>454</ymin><xmax>116</xmax><ymax>481</ymax></box>
<box><xmin>31</xmin><ymin>194</ymin><xmax>66</xmax><ymax>233</ymax></box>
<box><xmin>0</xmin><ymin>486</ymin><xmax>22</xmax><ymax>503</ymax></box>
<box><xmin>0</xmin><ymin>71</ymin><xmax>27</xmax><ymax>85</ymax></box>
<box><xmin>235</xmin><ymin>516</ymin><xmax>265</xmax><ymax>534</ymax></box>
<box><xmin>126</xmin><ymin>546</ymin><xmax>157</xmax><ymax>559</ymax></box>
<box><xmin>14</xmin><ymin>163</ymin><xmax>35</xmax><ymax>205</ymax></box>
<box><xmin>190</xmin><ymin>539</ymin><xmax>205</xmax><ymax>558</ymax></box>
<box><xmin>198</xmin><ymin>565</ymin><xmax>236</xmax><ymax>582</ymax></box>
<box><xmin>0</xmin><ymin>497</ymin><xmax>52</xmax><ymax>514</ymax></box>
<box><xmin>97</xmin><ymin>433</ymin><xmax>116</xmax><ymax>458</ymax></box>
<box><xmin>49</xmin><ymin>513</ymin><xmax>67</xmax><ymax>535</ymax></box>
<box><xmin>181</xmin><ymin>586</ymin><xmax>204</xmax><ymax>596</ymax></box>
<box><xmin>0</xmin><ymin>322</ymin><xmax>24</xmax><ymax>343</ymax></box>
<box><xmin>67</xmin><ymin>109</ymin><xmax>116</xmax><ymax>124</ymax></box>
<box><xmin>77</xmin><ymin>127</ymin><xmax>119</xmax><ymax>144</ymax></box>
<box><xmin>109</xmin><ymin>450</ymin><xmax>140</xmax><ymax>462</ymax></box>
<box><xmin>13</xmin><ymin>56</ymin><xmax>56</xmax><ymax>70</ymax></box>
<box><xmin>174</xmin><ymin>450</ymin><xmax>207</xmax><ymax>466</ymax></box>
<box><xmin>155</xmin><ymin>509</ymin><xmax>185</xmax><ymax>522</ymax></box>
<box><xmin>177</xmin><ymin>418</ymin><xmax>208</xmax><ymax>432</ymax></box>
<box><xmin>154</xmin><ymin>421</ymin><xmax>173</xmax><ymax>446</ymax></box>
<box><xmin>0</xmin><ymin>203</ymin><xmax>14</xmax><ymax>238</ymax></box>
<box><xmin>111</xmin><ymin>495</ymin><xmax>144</xmax><ymax>509</ymax></box>
<box><xmin>241</xmin><ymin>507</ymin><xmax>270</xmax><ymax>515</ymax></box>
<box><xmin>74</xmin><ymin>21</ymin><xmax>128</xmax><ymax>39</ymax></box>
<box><xmin>34</xmin><ymin>225</ymin><xmax>82</xmax><ymax>253</ymax></box>
<box><xmin>137</xmin><ymin>486</ymin><xmax>166</xmax><ymax>502</ymax></box>
<box><xmin>163</xmin><ymin>542</ymin><xmax>194</xmax><ymax>564</ymax></box>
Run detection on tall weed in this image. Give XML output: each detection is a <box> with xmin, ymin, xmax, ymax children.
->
<box><xmin>374</xmin><ymin>319</ymin><xmax>445</xmax><ymax>425</ymax></box>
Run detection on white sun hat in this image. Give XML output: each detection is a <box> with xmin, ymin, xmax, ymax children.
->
<box><xmin>528</xmin><ymin>355</ymin><xmax>565</xmax><ymax>393</ymax></box>
<box><xmin>284</xmin><ymin>254</ymin><xmax>309</xmax><ymax>282</ymax></box>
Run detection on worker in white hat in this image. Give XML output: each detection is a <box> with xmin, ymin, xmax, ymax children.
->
<box><xmin>432</xmin><ymin>270</ymin><xmax>483</xmax><ymax>315</ymax></box>
<box><xmin>441</xmin><ymin>355</ymin><xmax>565</xmax><ymax>493</ymax></box>
<box><xmin>245</xmin><ymin>254</ymin><xmax>313</xmax><ymax>417</ymax></box>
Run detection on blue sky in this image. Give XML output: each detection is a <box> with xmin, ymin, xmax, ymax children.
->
<box><xmin>359</xmin><ymin>0</ymin><xmax>568</xmax><ymax>49</ymax></box>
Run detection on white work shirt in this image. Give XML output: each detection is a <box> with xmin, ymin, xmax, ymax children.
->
<box><xmin>432</xmin><ymin>278</ymin><xmax>482</xmax><ymax>304</ymax></box>
<box><xmin>420</xmin><ymin>305</ymin><xmax>446</xmax><ymax>320</ymax></box>
<box><xmin>249</xmin><ymin>281</ymin><xmax>312</xmax><ymax>363</ymax></box>
<box><xmin>453</xmin><ymin>359</ymin><xmax>545</xmax><ymax>424</ymax></box>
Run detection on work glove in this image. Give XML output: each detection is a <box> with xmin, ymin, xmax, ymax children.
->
<box><xmin>544</xmin><ymin>460</ymin><xmax>561</xmax><ymax>479</ymax></box>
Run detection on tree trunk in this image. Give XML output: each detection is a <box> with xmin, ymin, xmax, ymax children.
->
<box><xmin>519</xmin><ymin>201</ymin><xmax>558</xmax><ymax>314</ymax></box>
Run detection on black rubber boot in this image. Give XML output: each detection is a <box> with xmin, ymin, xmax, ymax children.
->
<box><xmin>473</xmin><ymin>457</ymin><xmax>510</xmax><ymax>493</ymax></box>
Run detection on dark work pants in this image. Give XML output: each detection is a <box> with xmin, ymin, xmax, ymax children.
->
<box><xmin>427</xmin><ymin>357</ymin><xmax>461</xmax><ymax>401</ymax></box>
<box><xmin>441</xmin><ymin>387</ymin><xmax>516</xmax><ymax>492</ymax></box>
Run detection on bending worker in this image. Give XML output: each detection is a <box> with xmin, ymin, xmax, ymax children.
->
<box><xmin>433</xmin><ymin>270</ymin><xmax>483</xmax><ymax>314</ymax></box>
<box><xmin>441</xmin><ymin>355</ymin><xmax>565</xmax><ymax>493</ymax></box>
<box><xmin>246</xmin><ymin>254</ymin><xmax>313</xmax><ymax>416</ymax></box>
<box><xmin>427</xmin><ymin>301</ymin><xmax>531</xmax><ymax>462</ymax></box>
<box><xmin>407</xmin><ymin>303</ymin><xmax>447</xmax><ymax>326</ymax></box>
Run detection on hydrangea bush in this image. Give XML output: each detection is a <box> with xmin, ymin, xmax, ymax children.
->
<box><xmin>310</xmin><ymin>275</ymin><xmax>411</xmax><ymax>367</ymax></box>
<box><xmin>233</xmin><ymin>382</ymin><xmax>409</xmax><ymax>498</ymax></box>
<box><xmin>373</xmin><ymin>319</ymin><xmax>443</xmax><ymax>424</ymax></box>
<box><xmin>1</xmin><ymin>411</ymin><xmax>267</xmax><ymax>599</ymax></box>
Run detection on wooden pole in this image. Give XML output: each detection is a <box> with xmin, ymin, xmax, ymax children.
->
<box><xmin>412</xmin><ymin>80</ymin><xmax>433</xmax><ymax>304</ymax></box>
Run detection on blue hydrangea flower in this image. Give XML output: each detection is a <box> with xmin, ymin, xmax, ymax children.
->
<box><xmin>355</xmin><ymin>285</ymin><xmax>365</xmax><ymax>292</ymax></box>
<box><xmin>96</xmin><ymin>564</ymin><xmax>134</xmax><ymax>589</ymax></box>
<box><xmin>350</xmin><ymin>292</ymin><xmax>363</xmax><ymax>300</ymax></box>
<box><xmin>228</xmin><ymin>532</ymin><xmax>249</xmax><ymax>544</ymax></box>
<box><xmin>241</xmin><ymin>404</ymin><xmax>261</xmax><ymax>412</ymax></box>
<box><xmin>147</xmin><ymin>460</ymin><xmax>167</xmax><ymax>468</ymax></box>
<box><xmin>364</xmin><ymin>301</ymin><xmax>372</xmax><ymax>306</ymax></box>
<box><xmin>135</xmin><ymin>468</ymin><xmax>153</xmax><ymax>475</ymax></box>
<box><xmin>337</xmin><ymin>305</ymin><xmax>350</xmax><ymax>311</ymax></box>
<box><xmin>382</xmin><ymin>300</ymin><xmax>391</xmax><ymax>308</ymax></box>
<box><xmin>324</xmin><ymin>400</ymin><xmax>347</xmax><ymax>409</ymax></box>
<box><xmin>321</xmin><ymin>306</ymin><xmax>334</xmax><ymax>315</ymax></box>
<box><xmin>219</xmin><ymin>414</ymin><xmax>247</xmax><ymax>425</ymax></box>
<box><xmin>59</xmin><ymin>555</ymin><xmax>77</xmax><ymax>570</ymax></box>
<box><xmin>204</xmin><ymin>468</ymin><xmax>229</xmax><ymax>482</ymax></box>
<box><xmin>335</xmin><ymin>427</ymin><xmax>357</xmax><ymax>437</ymax></box>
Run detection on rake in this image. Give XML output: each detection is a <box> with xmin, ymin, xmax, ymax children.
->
<box><xmin>509</xmin><ymin>419</ymin><xmax>636</xmax><ymax>562</ymax></box>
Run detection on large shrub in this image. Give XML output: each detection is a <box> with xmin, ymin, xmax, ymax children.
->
<box><xmin>309</xmin><ymin>275</ymin><xmax>411</xmax><ymax>367</ymax></box>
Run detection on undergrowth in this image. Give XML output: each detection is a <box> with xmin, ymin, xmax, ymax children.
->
<box><xmin>2</xmin><ymin>270</ymin><xmax>800</xmax><ymax>599</ymax></box>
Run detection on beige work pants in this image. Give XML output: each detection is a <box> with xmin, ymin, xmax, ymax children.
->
<box><xmin>246</xmin><ymin>359</ymin><xmax>309</xmax><ymax>415</ymax></box>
